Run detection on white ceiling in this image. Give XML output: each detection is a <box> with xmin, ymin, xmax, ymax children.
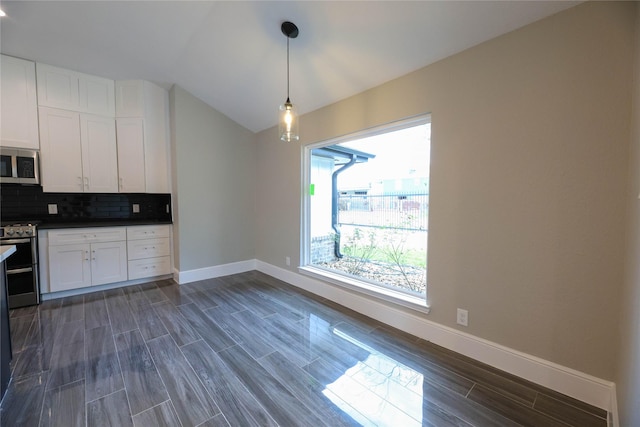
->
<box><xmin>0</xmin><ymin>1</ymin><xmax>580</xmax><ymax>133</ymax></box>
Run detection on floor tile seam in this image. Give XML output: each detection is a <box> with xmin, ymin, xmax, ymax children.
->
<box><xmin>468</xmin><ymin>381</ymin><xmax>538</xmax><ymax>410</ymax></box>
<box><xmin>309</xmin><ymin>351</ymin><xmax>424</xmax><ymax>425</ymax></box>
<box><xmin>217</xmin><ymin>343</ymin><xmax>309</xmax><ymax>419</ymax></box>
<box><xmin>182</xmin><ymin>337</ymin><xmax>236</xmax><ymax>354</ymax></box>
<box><xmin>351</xmin><ymin>329</ymin><xmax>478</xmax><ymax>391</ymax></box>
<box><xmin>11</xmin><ymin>366</ymin><xmax>49</xmax><ymax>381</ymax></box>
<box><xmin>8</xmin><ymin>312</ymin><xmax>37</xmax><ymax>320</ymax></box>
<box><xmin>114</xmin><ymin>329</ymin><xmax>167</xmax><ymax>418</ymax></box>
<box><xmin>15</xmin><ymin>313</ymin><xmax>39</xmax><ymax>352</ymax></box>
<box><xmin>83</xmin><ymin>385</ymin><xmax>126</xmax><ymax>405</ymax></box>
<box><xmin>534</xmin><ymin>391</ymin><xmax>608</xmax><ymax>421</ymax></box>
<box><xmin>320</xmin><ymin>383</ymin><xmax>390</xmax><ymax>427</ymax></box>
<box><xmin>159</xmin><ymin>333</ymin><xmax>223</xmax><ymax>418</ymax></box>
<box><xmin>465</xmin><ymin>382</ymin><xmax>477</xmax><ymax>398</ymax></box>
<box><xmin>90</xmin><ymin>326</ymin><xmax>128</xmax><ymax>409</ymax></box>
<box><xmin>418</xmin><ymin>343</ymin><xmax>545</xmax><ymax>393</ymax></box>
<box><xmin>468</xmin><ymin>384</ymin><xmax>579</xmax><ymax>427</ymax></box>
<box><xmin>195</xmin><ymin>414</ymin><xmax>223</xmax><ymax>427</ymax></box>
<box><xmin>219</xmin><ymin>360</ymin><xmax>280</xmax><ymax>427</ymax></box>
<box><xmin>344</xmin><ymin>360</ymin><xmax>430</xmax><ymax>424</ymax></box>
<box><xmin>35</xmin><ymin>373</ymin><xmax>48</xmax><ymax>427</ymax></box>
<box><xmin>45</xmin><ymin>326</ymin><xmax>86</xmax><ymax>391</ymax></box>
<box><xmin>407</xmin><ymin>350</ymin><xmax>538</xmax><ymax>404</ymax></box>
<box><xmin>129</xmin><ymin>398</ymin><xmax>173</xmax><ymax>418</ymax></box>
<box><xmin>45</xmin><ymin>377</ymin><xmax>85</xmax><ymax>393</ymax></box>
<box><xmin>532</xmin><ymin>393</ymin><xmax>608</xmax><ymax>423</ymax></box>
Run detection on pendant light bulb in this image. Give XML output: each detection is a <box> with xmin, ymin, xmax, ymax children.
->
<box><xmin>279</xmin><ymin>98</ymin><xmax>299</xmax><ymax>142</ymax></box>
<box><xmin>279</xmin><ymin>21</ymin><xmax>299</xmax><ymax>142</ymax></box>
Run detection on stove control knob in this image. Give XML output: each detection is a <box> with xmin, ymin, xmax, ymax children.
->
<box><xmin>24</xmin><ymin>229</ymin><xmax>33</xmax><ymax>236</ymax></box>
<box><xmin>5</xmin><ymin>229</ymin><xmax>14</xmax><ymax>236</ymax></box>
<box><xmin>16</xmin><ymin>229</ymin><xmax>24</xmax><ymax>236</ymax></box>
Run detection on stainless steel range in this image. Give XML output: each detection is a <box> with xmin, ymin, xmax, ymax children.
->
<box><xmin>0</xmin><ymin>223</ymin><xmax>39</xmax><ymax>308</ymax></box>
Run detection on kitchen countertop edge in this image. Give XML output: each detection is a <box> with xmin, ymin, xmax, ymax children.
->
<box><xmin>38</xmin><ymin>220</ymin><xmax>173</xmax><ymax>230</ymax></box>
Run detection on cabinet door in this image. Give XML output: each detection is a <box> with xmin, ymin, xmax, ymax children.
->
<box><xmin>49</xmin><ymin>244</ymin><xmax>91</xmax><ymax>292</ymax></box>
<box><xmin>36</xmin><ymin>63</ymin><xmax>80</xmax><ymax>110</ymax></box>
<box><xmin>80</xmin><ymin>114</ymin><xmax>118</xmax><ymax>193</ymax></box>
<box><xmin>115</xmin><ymin>80</ymin><xmax>144</xmax><ymax>117</ymax></box>
<box><xmin>116</xmin><ymin>118</ymin><xmax>146</xmax><ymax>192</ymax></box>
<box><xmin>90</xmin><ymin>241</ymin><xmax>127</xmax><ymax>286</ymax></box>
<box><xmin>0</xmin><ymin>55</ymin><xmax>39</xmax><ymax>149</ymax></box>
<box><xmin>38</xmin><ymin>107</ymin><xmax>84</xmax><ymax>192</ymax></box>
<box><xmin>143</xmin><ymin>82</ymin><xmax>170</xmax><ymax>193</ymax></box>
<box><xmin>79</xmin><ymin>74</ymin><xmax>115</xmax><ymax>116</ymax></box>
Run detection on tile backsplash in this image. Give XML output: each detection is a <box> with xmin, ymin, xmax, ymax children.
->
<box><xmin>0</xmin><ymin>184</ymin><xmax>171</xmax><ymax>224</ymax></box>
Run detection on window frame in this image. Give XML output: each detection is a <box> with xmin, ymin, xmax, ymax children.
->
<box><xmin>300</xmin><ymin>114</ymin><xmax>431</xmax><ymax>314</ymax></box>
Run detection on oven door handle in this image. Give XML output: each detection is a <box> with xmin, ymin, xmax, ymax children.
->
<box><xmin>1</xmin><ymin>238</ymin><xmax>31</xmax><ymax>245</ymax></box>
<box><xmin>6</xmin><ymin>267</ymin><xmax>33</xmax><ymax>275</ymax></box>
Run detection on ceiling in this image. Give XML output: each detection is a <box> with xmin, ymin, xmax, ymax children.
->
<box><xmin>0</xmin><ymin>1</ymin><xmax>580</xmax><ymax>133</ymax></box>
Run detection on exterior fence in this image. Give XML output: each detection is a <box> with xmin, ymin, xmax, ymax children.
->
<box><xmin>337</xmin><ymin>193</ymin><xmax>429</xmax><ymax>231</ymax></box>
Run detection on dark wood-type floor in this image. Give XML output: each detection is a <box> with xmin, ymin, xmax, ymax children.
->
<box><xmin>1</xmin><ymin>271</ymin><xmax>607</xmax><ymax>427</ymax></box>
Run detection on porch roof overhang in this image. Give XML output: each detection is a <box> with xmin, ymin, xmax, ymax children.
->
<box><xmin>312</xmin><ymin>145</ymin><xmax>376</xmax><ymax>165</ymax></box>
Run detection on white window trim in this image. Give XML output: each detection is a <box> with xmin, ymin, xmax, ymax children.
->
<box><xmin>300</xmin><ymin>114</ymin><xmax>431</xmax><ymax>314</ymax></box>
<box><xmin>299</xmin><ymin>265</ymin><xmax>430</xmax><ymax>314</ymax></box>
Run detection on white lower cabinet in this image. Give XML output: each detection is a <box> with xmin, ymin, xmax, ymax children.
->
<box><xmin>48</xmin><ymin>227</ymin><xmax>127</xmax><ymax>292</ymax></box>
<box><xmin>126</xmin><ymin>225</ymin><xmax>171</xmax><ymax>280</ymax></box>
<box><xmin>90</xmin><ymin>241</ymin><xmax>128</xmax><ymax>286</ymax></box>
<box><xmin>46</xmin><ymin>224</ymin><xmax>171</xmax><ymax>293</ymax></box>
<box><xmin>48</xmin><ymin>243</ymin><xmax>92</xmax><ymax>291</ymax></box>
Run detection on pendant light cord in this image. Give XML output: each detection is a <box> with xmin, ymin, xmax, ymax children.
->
<box><xmin>286</xmin><ymin>35</ymin><xmax>290</xmax><ymax>101</ymax></box>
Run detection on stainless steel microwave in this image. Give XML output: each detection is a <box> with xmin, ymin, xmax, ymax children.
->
<box><xmin>0</xmin><ymin>148</ymin><xmax>40</xmax><ymax>185</ymax></box>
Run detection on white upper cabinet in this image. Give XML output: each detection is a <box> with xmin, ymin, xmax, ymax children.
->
<box><xmin>38</xmin><ymin>107</ymin><xmax>84</xmax><ymax>192</ymax></box>
<box><xmin>36</xmin><ymin>63</ymin><xmax>115</xmax><ymax>116</ymax></box>
<box><xmin>39</xmin><ymin>107</ymin><xmax>118</xmax><ymax>193</ymax></box>
<box><xmin>0</xmin><ymin>55</ymin><xmax>40</xmax><ymax>149</ymax></box>
<box><xmin>80</xmin><ymin>74</ymin><xmax>115</xmax><ymax>116</ymax></box>
<box><xmin>36</xmin><ymin>63</ymin><xmax>80</xmax><ymax>111</ymax></box>
<box><xmin>80</xmin><ymin>114</ymin><xmax>118</xmax><ymax>193</ymax></box>
<box><xmin>116</xmin><ymin>118</ymin><xmax>146</xmax><ymax>192</ymax></box>
<box><xmin>115</xmin><ymin>80</ymin><xmax>170</xmax><ymax>193</ymax></box>
<box><xmin>115</xmin><ymin>80</ymin><xmax>144</xmax><ymax>117</ymax></box>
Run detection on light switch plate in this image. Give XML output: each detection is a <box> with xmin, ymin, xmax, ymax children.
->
<box><xmin>132</xmin><ymin>204</ymin><xmax>140</xmax><ymax>213</ymax></box>
<box><xmin>48</xmin><ymin>204</ymin><xmax>58</xmax><ymax>215</ymax></box>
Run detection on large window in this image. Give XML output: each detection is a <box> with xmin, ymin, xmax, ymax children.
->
<box><xmin>302</xmin><ymin>116</ymin><xmax>431</xmax><ymax>309</ymax></box>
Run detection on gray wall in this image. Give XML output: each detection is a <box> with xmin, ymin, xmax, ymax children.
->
<box><xmin>616</xmin><ymin>4</ymin><xmax>640</xmax><ymax>426</ymax></box>
<box><xmin>254</xmin><ymin>1</ymin><xmax>636</xmax><ymax>382</ymax></box>
<box><xmin>170</xmin><ymin>85</ymin><xmax>256</xmax><ymax>272</ymax></box>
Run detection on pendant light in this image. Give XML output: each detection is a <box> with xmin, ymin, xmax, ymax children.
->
<box><xmin>279</xmin><ymin>21</ymin><xmax>299</xmax><ymax>142</ymax></box>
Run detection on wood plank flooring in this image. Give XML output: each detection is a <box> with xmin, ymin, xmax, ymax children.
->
<box><xmin>1</xmin><ymin>271</ymin><xmax>608</xmax><ymax>426</ymax></box>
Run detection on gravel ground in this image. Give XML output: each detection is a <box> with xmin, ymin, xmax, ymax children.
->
<box><xmin>319</xmin><ymin>257</ymin><xmax>426</xmax><ymax>295</ymax></box>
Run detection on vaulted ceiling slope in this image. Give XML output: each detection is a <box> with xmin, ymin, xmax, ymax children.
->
<box><xmin>0</xmin><ymin>1</ymin><xmax>580</xmax><ymax>133</ymax></box>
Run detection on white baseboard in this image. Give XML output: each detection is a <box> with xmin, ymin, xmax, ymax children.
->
<box><xmin>174</xmin><ymin>259</ymin><xmax>257</xmax><ymax>284</ymax></box>
<box><xmin>40</xmin><ymin>274</ymin><xmax>173</xmax><ymax>301</ymax></box>
<box><xmin>254</xmin><ymin>260</ymin><xmax>617</xmax><ymax>417</ymax></box>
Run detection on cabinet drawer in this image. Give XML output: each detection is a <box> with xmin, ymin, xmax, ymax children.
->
<box><xmin>127</xmin><ymin>225</ymin><xmax>170</xmax><ymax>240</ymax></box>
<box><xmin>128</xmin><ymin>256</ymin><xmax>171</xmax><ymax>280</ymax></box>
<box><xmin>49</xmin><ymin>227</ymin><xmax>126</xmax><ymax>245</ymax></box>
<box><xmin>127</xmin><ymin>238</ymin><xmax>170</xmax><ymax>260</ymax></box>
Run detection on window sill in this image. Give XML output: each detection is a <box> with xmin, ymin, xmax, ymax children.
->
<box><xmin>299</xmin><ymin>265</ymin><xmax>430</xmax><ymax>315</ymax></box>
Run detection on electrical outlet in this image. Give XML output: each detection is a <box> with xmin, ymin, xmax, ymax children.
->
<box><xmin>132</xmin><ymin>204</ymin><xmax>140</xmax><ymax>213</ymax></box>
<box><xmin>285</xmin><ymin>256</ymin><xmax>291</xmax><ymax>266</ymax></box>
<box><xmin>456</xmin><ymin>308</ymin><xmax>469</xmax><ymax>327</ymax></box>
<box><xmin>48</xmin><ymin>204</ymin><xmax>58</xmax><ymax>215</ymax></box>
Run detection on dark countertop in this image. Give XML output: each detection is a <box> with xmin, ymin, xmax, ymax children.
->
<box><xmin>38</xmin><ymin>220</ymin><xmax>173</xmax><ymax>230</ymax></box>
<box><xmin>0</xmin><ymin>245</ymin><xmax>16</xmax><ymax>263</ymax></box>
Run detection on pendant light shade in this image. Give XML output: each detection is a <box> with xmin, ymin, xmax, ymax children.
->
<box><xmin>279</xmin><ymin>21</ymin><xmax>299</xmax><ymax>142</ymax></box>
